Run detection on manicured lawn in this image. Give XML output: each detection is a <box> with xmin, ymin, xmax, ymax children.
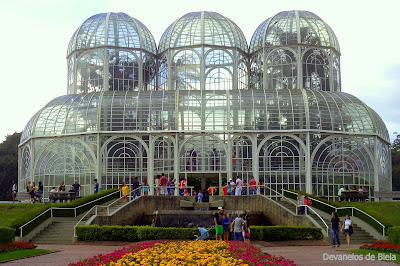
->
<box><xmin>0</xmin><ymin>249</ymin><xmax>54</xmax><ymax>262</ymax></box>
<box><xmin>348</xmin><ymin>249</ymin><xmax>400</xmax><ymax>263</ymax></box>
<box><xmin>0</xmin><ymin>203</ymin><xmax>47</xmax><ymax>227</ymax></box>
<box><xmin>338</xmin><ymin>201</ymin><xmax>400</xmax><ymax>227</ymax></box>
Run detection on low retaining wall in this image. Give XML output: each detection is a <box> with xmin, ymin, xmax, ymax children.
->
<box><xmin>93</xmin><ymin>195</ymin><xmax>314</xmax><ymax>228</ymax></box>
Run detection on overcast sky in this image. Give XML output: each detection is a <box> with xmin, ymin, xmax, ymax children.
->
<box><xmin>0</xmin><ymin>0</ymin><xmax>399</xmax><ymax>143</ymax></box>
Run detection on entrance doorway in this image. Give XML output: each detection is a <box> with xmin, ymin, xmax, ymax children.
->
<box><xmin>180</xmin><ymin>172</ymin><xmax>227</xmax><ymax>195</ymax></box>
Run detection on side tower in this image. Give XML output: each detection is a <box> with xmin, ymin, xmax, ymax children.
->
<box><xmin>249</xmin><ymin>10</ymin><xmax>341</xmax><ymax>91</ymax></box>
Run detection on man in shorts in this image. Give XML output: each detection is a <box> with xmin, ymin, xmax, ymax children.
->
<box><xmin>214</xmin><ymin>206</ymin><xmax>224</xmax><ymax>240</ymax></box>
<box><xmin>231</xmin><ymin>213</ymin><xmax>246</xmax><ymax>241</ymax></box>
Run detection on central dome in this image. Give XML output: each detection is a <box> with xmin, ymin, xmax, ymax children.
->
<box><xmin>158</xmin><ymin>11</ymin><xmax>248</xmax><ymax>54</ymax></box>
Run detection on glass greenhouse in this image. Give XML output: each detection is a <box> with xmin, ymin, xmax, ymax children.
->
<box><xmin>19</xmin><ymin>11</ymin><xmax>391</xmax><ymax>200</ymax></box>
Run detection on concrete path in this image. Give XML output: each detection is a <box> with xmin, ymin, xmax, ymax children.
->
<box><xmin>2</xmin><ymin>241</ymin><xmax>397</xmax><ymax>266</ymax></box>
<box><xmin>253</xmin><ymin>241</ymin><xmax>396</xmax><ymax>265</ymax></box>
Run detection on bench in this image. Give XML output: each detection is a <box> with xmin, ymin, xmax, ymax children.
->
<box><xmin>340</xmin><ymin>191</ymin><xmax>369</xmax><ymax>201</ymax></box>
<box><xmin>374</xmin><ymin>191</ymin><xmax>400</xmax><ymax>199</ymax></box>
<box><xmin>15</xmin><ymin>192</ymin><xmax>43</xmax><ymax>203</ymax></box>
<box><xmin>49</xmin><ymin>192</ymin><xmax>76</xmax><ymax>202</ymax></box>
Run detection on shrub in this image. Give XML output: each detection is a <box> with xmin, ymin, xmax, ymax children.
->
<box><xmin>0</xmin><ymin>227</ymin><xmax>14</xmax><ymax>244</ymax></box>
<box><xmin>75</xmin><ymin>225</ymin><xmax>322</xmax><ymax>242</ymax></box>
<box><xmin>388</xmin><ymin>226</ymin><xmax>400</xmax><ymax>245</ymax></box>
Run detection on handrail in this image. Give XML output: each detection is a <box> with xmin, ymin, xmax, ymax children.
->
<box><xmin>19</xmin><ymin>189</ymin><xmax>121</xmax><ymax>237</ymax></box>
<box><xmin>73</xmin><ymin>206</ymin><xmax>97</xmax><ymax>237</ymax></box>
<box><xmin>281</xmin><ymin>189</ymin><xmax>386</xmax><ymax>236</ymax></box>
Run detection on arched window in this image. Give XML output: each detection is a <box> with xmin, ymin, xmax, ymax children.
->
<box><xmin>266</xmin><ymin>49</ymin><xmax>297</xmax><ymax>90</ymax></box>
<box><xmin>205</xmin><ymin>50</ymin><xmax>233</xmax><ymax>90</ymax></box>
<box><xmin>172</xmin><ymin>50</ymin><xmax>201</xmax><ymax>90</ymax></box>
<box><xmin>108</xmin><ymin>51</ymin><xmax>139</xmax><ymax>91</ymax></box>
<box><xmin>76</xmin><ymin>52</ymin><xmax>104</xmax><ymax>93</ymax></box>
<box><xmin>303</xmin><ymin>49</ymin><xmax>330</xmax><ymax>91</ymax></box>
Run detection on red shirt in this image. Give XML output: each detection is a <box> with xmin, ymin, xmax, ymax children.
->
<box><xmin>160</xmin><ymin>176</ymin><xmax>168</xmax><ymax>186</ymax></box>
<box><xmin>249</xmin><ymin>179</ymin><xmax>257</xmax><ymax>189</ymax></box>
<box><xmin>179</xmin><ymin>180</ymin><xmax>186</xmax><ymax>187</ymax></box>
<box><xmin>223</xmin><ymin>186</ymin><xmax>228</xmax><ymax>195</ymax></box>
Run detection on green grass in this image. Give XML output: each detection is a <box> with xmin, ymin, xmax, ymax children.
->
<box><xmin>0</xmin><ymin>203</ymin><xmax>47</xmax><ymax>228</ymax></box>
<box><xmin>348</xmin><ymin>249</ymin><xmax>400</xmax><ymax>264</ymax></box>
<box><xmin>0</xmin><ymin>249</ymin><xmax>54</xmax><ymax>262</ymax></box>
<box><xmin>337</xmin><ymin>201</ymin><xmax>400</xmax><ymax>228</ymax></box>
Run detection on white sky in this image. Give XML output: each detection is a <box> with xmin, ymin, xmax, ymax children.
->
<box><xmin>0</xmin><ymin>0</ymin><xmax>399</xmax><ymax>142</ymax></box>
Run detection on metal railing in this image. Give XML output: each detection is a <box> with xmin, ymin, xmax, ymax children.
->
<box><xmin>19</xmin><ymin>189</ymin><xmax>121</xmax><ymax>237</ymax></box>
<box><xmin>282</xmin><ymin>189</ymin><xmax>386</xmax><ymax>236</ymax></box>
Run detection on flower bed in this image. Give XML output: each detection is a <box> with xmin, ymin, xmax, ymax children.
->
<box><xmin>360</xmin><ymin>239</ymin><xmax>400</xmax><ymax>254</ymax></box>
<box><xmin>70</xmin><ymin>241</ymin><xmax>296</xmax><ymax>266</ymax></box>
<box><xmin>0</xmin><ymin>240</ymin><xmax>36</xmax><ymax>253</ymax></box>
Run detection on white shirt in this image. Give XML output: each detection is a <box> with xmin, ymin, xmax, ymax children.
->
<box><xmin>344</xmin><ymin>219</ymin><xmax>351</xmax><ymax>230</ymax></box>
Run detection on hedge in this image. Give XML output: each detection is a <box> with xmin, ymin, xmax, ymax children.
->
<box><xmin>75</xmin><ymin>225</ymin><xmax>323</xmax><ymax>242</ymax></box>
<box><xmin>0</xmin><ymin>227</ymin><xmax>15</xmax><ymax>244</ymax></box>
<box><xmin>388</xmin><ymin>226</ymin><xmax>400</xmax><ymax>244</ymax></box>
<box><xmin>10</xmin><ymin>189</ymin><xmax>119</xmax><ymax>236</ymax></box>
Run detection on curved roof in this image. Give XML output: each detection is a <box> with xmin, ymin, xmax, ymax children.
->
<box><xmin>249</xmin><ymin>10</ymin><xmax>340</xmax><ymax>54</ymax></box>
<box><xmin>158</xmin><ymin>11</ymin><xmax>248</xmax><ymax>54</ymax></box>
<box><xmin>67</xmin><ymin>12</ymin><xmax>157</xmax><ymax>57</ymax></box>
<box><xmin>20</xmin><ymin>90</ymin><xmax>389</xmax><ymax>144</ymax></box>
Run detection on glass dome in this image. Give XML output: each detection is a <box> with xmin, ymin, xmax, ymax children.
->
<box><xmin>249</xmin><ymin>10</ymin><xmax>340</xmax><ymax>54</ymax></box>
<box><xmin>158</xmin><ymin>11</ymin><xmax>248</xmax><ymax>54</ymax></box>
<box><xmin>20</xmin><ymin>90</ymin><xmax>389</xmax><ymax>143</ymax></box>
<box><xmin>67</xmin><ymin>12</ymin><xmax>157</xmax><ymax>56</ymax></box>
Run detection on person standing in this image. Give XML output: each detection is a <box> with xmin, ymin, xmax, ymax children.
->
<box><xmin>235</xmin><ymin>177</ymin><xmax>242</xmax><ymax>195</ymax></box>
<box><xmin>232</xmin><ymin>152</ymin><xmax>236</xmax><ymax>171</ymax></box>
<box><xmin>214</xmin><ymin>207</ymin><xmax>224</xmax><ymax>240</ymax></box>
<box><xmin>142</xmin><ymin>178</ymin><xmax>149</xmax><ymax>195</ymax></box>
<box><xmin>132</xmin><ymin>176</ymin><xmax>140</xmax><ymax>198</ymax></box>
<box><xmin>159</xmin><ymin>174</ymin><xmax>168</xmax><ymax>195</ymax></box>
<box><xmin>222</xmin><ymin>210</ymin><xmax>230</xmax><ymax>241</ymax></box>
<box><xmin>231</xmin><ymin>214</ymin><xmax>246</xmax><ymax>241</ymax></box>
<box><xmin>297</xmin><ymin>192</ymin><xmax>305</xmax><ymax>215</ymax></box>
<box><xmin>121</xmin><ymin>182</ymin><xmax>129</xmax><ymax>202</ymax></box>
<box><xmin>72</xmin><ymin>180</ymin><xmax>81</xmax><ymax>197</ymax></box>
<box><xmin>154</xmin><ymin>175</ymin><xmax>160</xmax><ymax>196</ymax></box>
<box><xmin>341</xmin><ymin>214</ymin><xmax>353</xmax><ymax>248</ymax></box>
<box><xmin>304</xmin><ymin>195</ymin><xmax>312</xmax><ymax>214</ymax></box>
<box><xmin>168</xmin><ymin>178</ymin><xmax>175</xmax><ymax>196</ymax></box>
<box><xmin>331</xmin><ymin>212</ymin><xmax>341</xmax><ymax>248</ymax></box>
<box><xmin>11</xmin><ymin>181</ymin><xmax>17</xmax><ymax>203</ymax></box>
<box><xmin>249</xmin><ymin>177</ymin><xmax>257</xmax><ymax>195</ymax></box>
<box><xmin>93</xmin><ymin>179</ymin><xmax>99</xmax><ymax>194</ymax></box>
<box><xmin>197</xmin><ymin>190</ymin><xmax>203</xmax><ymax>202</ymax></box>
<box><xmin>179</xmin><ymin>178</ymin><xmax>186</xmax><ymax>195</ymax></box>
<box><xmin>230</xmin><ymin>179</ymin><xmax>236</xmax><ymax>195</ymax></box>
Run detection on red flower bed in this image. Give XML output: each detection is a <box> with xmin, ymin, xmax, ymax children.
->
<box><xmin>228</xmin><ymin>241</ymin><xmax>297</xmax><ymax>266</ymax></box>
<box><xmin>360</xmin><ymin>239</ymin><xmax>400</xmax><ymax>254</ymax></box>
<box><xmin>0</xmin><ymin>240</ymin><xmax>36</xmax><ymax>253</ymax></box>
<box><xmin>68</xmin><ymin>241</ymin><xmax>163</xmax><ymax>266</ymax></box>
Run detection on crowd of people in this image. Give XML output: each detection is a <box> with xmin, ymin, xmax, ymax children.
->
<box><xmin>213</xmin><ymin>207</ymin><xmax>250</xmax><ymax>242</ymax></box>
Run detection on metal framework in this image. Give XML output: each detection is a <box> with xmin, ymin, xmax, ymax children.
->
<box><xmin>18</xmin><ymin>11</ymin><xmax>392</xmax><ymax>201</ymax></box>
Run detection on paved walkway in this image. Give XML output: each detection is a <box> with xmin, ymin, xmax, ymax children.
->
<box><xmin>2</xmin><ymin>241</ymin><xmax>397</xmax><ymax>266</ymax></box>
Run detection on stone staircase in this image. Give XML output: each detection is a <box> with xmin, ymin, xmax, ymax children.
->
<box><xmin>309</xmin><ymin>213</ymin><xmax>376</xmax><ymax>245</ymax></box>
<box><xmin>30</xmin><ymin>198</ymin><xmax>128</xmax><ymax>245</ymax></box>
<box><xmin>269</xmin><ymin>197</ymin><xmax>376</xmax><ymax>245</ymax></box>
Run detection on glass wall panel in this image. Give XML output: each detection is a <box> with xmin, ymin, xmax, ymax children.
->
<box><xmin>76</xmin><ymin>51</ymin><xmax>104</xmax><ymax>93</ymax></box>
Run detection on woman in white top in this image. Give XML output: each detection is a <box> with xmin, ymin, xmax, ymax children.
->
<box><xmin>340</xmin><ymin>214</ymin><xmax>353</xmax><ymax>248</ymax></box>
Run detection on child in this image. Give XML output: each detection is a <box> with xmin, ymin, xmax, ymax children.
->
<box><xmin>184</xmin><ymin>188</ymin><xmax>189</xmax><ymax>196</ymax></box>
<box><xmin>121</xmin><ymin>182</ymin><xmax>129</xmax><ymax>202</ymax></box>
<box><xmin>197</xmin><ymin>190</ymin><xmax>203</xmax><ymax>202</ymax></box>
<box><xmin>244</xmin><ymin>225</ymin><xmax>250</xmax><ymax>244</ymax></box>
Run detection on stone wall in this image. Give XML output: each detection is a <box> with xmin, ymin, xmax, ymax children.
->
<box><xmin>93</xmin><ymin>195</ymin><xmax>314</xmax><ymax>228</ymax></box>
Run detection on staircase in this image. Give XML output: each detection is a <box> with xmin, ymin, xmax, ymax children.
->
<box><xmin>269</xmin><ymin>197</ymin><xmax>376</xmax><ymax>245</ymax></box>
<box><xmin>30</xmin><ymin>198</ymin><xmax>129</xmax><ymax>245</ymax></box>
<box><xmin>309</xmin><ymin>213</ymin><xmax>376</xmax><ymax>245</ymax></box>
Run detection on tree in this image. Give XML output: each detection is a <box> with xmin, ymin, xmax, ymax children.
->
<box><xmin>0</xmin><ymin>132</ymin><xmax>21</xmax><ymax>200</ymax></box>
<box><xmin>392</xmin><ymin>133</ymin><xmax>400</xmax><ymax>191</ymax></box>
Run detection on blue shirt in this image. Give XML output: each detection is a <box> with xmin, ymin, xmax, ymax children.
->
<box><xmin>94</xmin><ymin>182</ymin><xmax>99</xmax><ymax>193</ymax></box>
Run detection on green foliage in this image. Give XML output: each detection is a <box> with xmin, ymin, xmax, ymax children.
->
<box><xmin>0</xmin><ymin>227</ymin><xmax>15</xmax><ymax>244</ymax></box>
<box><xmin>250</xmin><ymin>226</ymin><xmax>323</xmax><ymax>241</ymax></box>
<box><xmin>388</xmin><ymin>226</ymin><xmax>400</xmax><ymax>244</ymax></box>
<box><xmin>0</xmin><ymin>132</ymin><xmax>21</xmax><ymax>201</ymax></box>
<box><xmin>0</xmin><ymin>249</ymin><xmax>53</xmax><ymax>262</ymax></box>
<box><xmin>392</xmin><ymin>136</ymin><xmax>400</xmax><ymax>191</ymax></box>
<box><xmin>75</xmin><ymin>225</ymin><xmax>322</xmax><ymax>242</ymax></box>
